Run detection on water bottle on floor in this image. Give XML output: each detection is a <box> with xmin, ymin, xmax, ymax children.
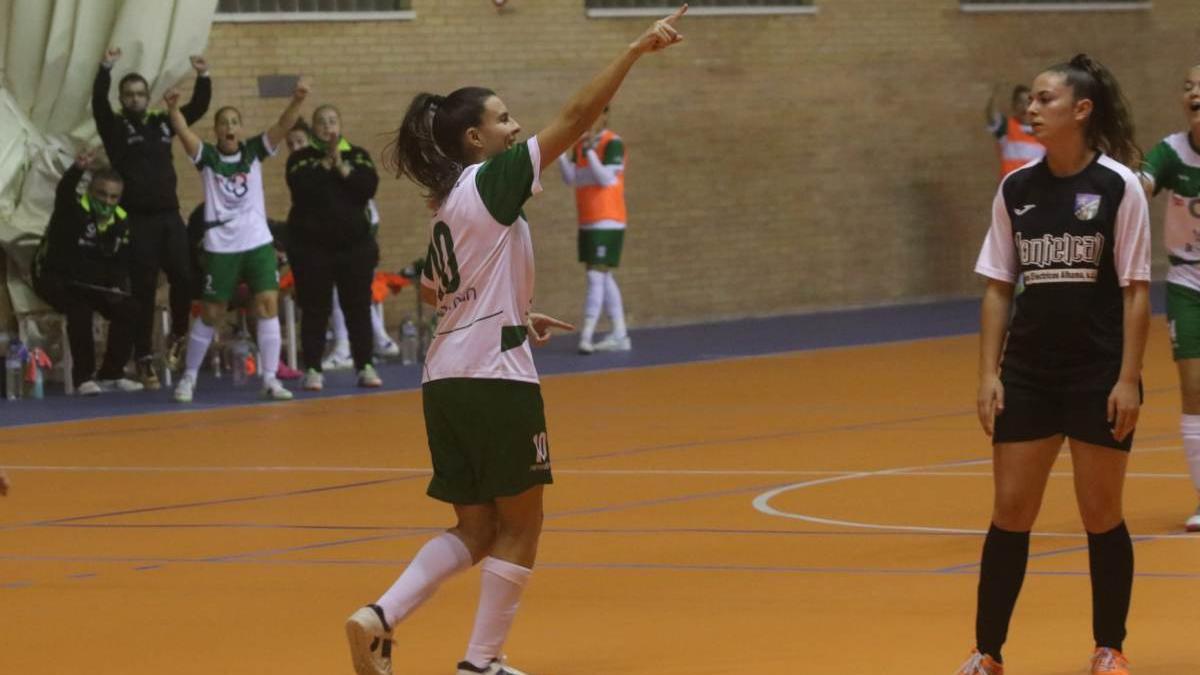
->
<box><xmin>234</xmin><ymin>309</ymin><xmax>255</xmax><ymax>384</ymax></box>
<box><xmin>28</xmin><ymin>348</ymin><xmax>44</xmax><ymax>400</ymax></box>
<box><xmin>400</xmin><ymin>317</ymin><xmax>418</xmax><ymax>365</ymax></box>
<box><xmin>5</xmin><ymin>340</ymin><xmax>24</xmax><ymax>400</ymax></box>
<box><xmin>231</xmin><ymin>336</ymin><xmax>252</xmax><ymax>387</ymax></box>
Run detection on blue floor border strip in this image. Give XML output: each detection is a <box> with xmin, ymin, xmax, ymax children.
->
<box><xmin>0</xmin><ymin>283</ymin><xmax>1168</xmax><ymax>429</ymax></box>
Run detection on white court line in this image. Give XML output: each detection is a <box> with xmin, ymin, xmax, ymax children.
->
<box><xmin>0</xmin><ymin>444</ymin><xmax>1187</xmax><ymax>476</ymax></box>
<box><xmin>752</xmin><ymin>451</ymin><xmax>1200</xmax><ymax>540</ymax></box>
<box><xmin>0</xmin><ymin>465</ymin><xmax>1189</xmax><ymax>479</ymax></box>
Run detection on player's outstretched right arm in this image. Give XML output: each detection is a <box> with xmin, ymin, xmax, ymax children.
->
<box><xmin>536</xmin><ymin>4</ymin><xmax>687</xmax><ymax>170</ymax></box>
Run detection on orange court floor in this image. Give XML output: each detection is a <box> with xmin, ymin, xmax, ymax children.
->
<box><xmin>1</xmin><ymin>319</ymin><xmax>1197</xmax><ymax>675</ymax></box>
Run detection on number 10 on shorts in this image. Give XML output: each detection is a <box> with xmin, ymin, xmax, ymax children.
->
<box><xmin>531</xmin><ymin>431</ymin><xmax>550</xmax><ymax>470</ymax></box>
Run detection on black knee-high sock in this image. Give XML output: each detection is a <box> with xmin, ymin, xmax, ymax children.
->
<box><xmin>976</xmin><ymin>523</ymin><xmax>1031</xmax><ymax>662</ymax></box>
<box><xmin>1088</xmin><ymin>521</ymin><xmax>1133</xmax><ymax>652</ymax></box>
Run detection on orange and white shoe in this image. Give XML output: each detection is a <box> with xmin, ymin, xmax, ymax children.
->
<box><xmin>1090</xmin><ymin>647</ymin><xmax>1130</xmax><ymax>674</ymax></box>
<box><xmin>956</xmin><ymin>650</ymin><xmax>1003</xmax><ymax>675</ymax></box>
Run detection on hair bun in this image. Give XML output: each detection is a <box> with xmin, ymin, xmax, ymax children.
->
<box><xmin>1070</xmin><ymin>53</ymin><xmax>1098</xmax><ymax>73</ymax></box>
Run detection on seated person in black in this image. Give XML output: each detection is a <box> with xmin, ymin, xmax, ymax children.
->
<box><xmin>32</xmin><ymin>150</ymin><xmax>142</xmax><ymax>395</ymax></box>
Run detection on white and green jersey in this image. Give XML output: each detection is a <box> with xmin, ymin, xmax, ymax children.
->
<box><xmin>421</xmin><ymin>137</ymin><xmax>543</xmax><ymax>385</ymax></box>
<box><xmin>1143</xmin><ymin>132</ymin><xmax>1200</xmax><ymax>291</ymax></box>
<box><xmin>192</xmin><ymin>133</ymin><xmax>277</xmax><ymax>254</ymax></box>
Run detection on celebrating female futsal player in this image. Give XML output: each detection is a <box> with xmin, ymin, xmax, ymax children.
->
<box><xmin>963</xmin><ymin>54</ymin><xmax>1150</xmax><ymax>675</ymax></box>
<box><xmin>342</xmin><ymin>6</ymin><xmax>688</xmax><ymax>675</ymax></box>
<box><xmin>165</xmin><ymin>79</ymin><xmax>309</xmax><ymax>403</ymax></box>
<box><xmin>1140</xmin><ymin>64</ymin><xmax>1200</xmax><ymax>532</ymax></box>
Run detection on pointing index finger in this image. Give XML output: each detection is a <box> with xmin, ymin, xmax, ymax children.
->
<box><xmin>665</xmin><ymin>3</ymin><xmax>688</xmax><ymax>24</ymax></box>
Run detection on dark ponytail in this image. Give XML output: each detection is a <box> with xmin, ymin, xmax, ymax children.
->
<box><xmin>1047</xmin><ymin>54</ymin><xmax>1142</xmax><ymax>167</ymax></box>
<box><xmin>384</xmin><ymin>87</ymin><xmax>496</xmax><ymax>205</ymax></box>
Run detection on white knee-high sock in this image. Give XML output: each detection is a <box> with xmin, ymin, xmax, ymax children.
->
<box><xmin>463</xmin><ymin>557</ymin><xmax>531</xmax><ymax>669</ymax></box>
<box><xmin>581</xmin><ymin>269</ymin><xmax>606</xmax><ymax>344</ymax></box>
<box><xmin>184</xmin><ymin>320</ymin><xmax>216</xmax><ymax>380</ymax></box>
<box><xmin>370</xmin><ymin>303</ymin><xmax>390</xmax><ymax>345</ymax></box>
<box><xmin>256</xmin><ymin>317</ymin><xmax>281</xmax><ymax>381</ymax></box>
<box><xmin>1182</xmin><ymin>414</ymin><xmax>1200</xmax><ymax>494</ymax></box>
<box><xmin>376</xmin><ymin>532</ymin><xmax>472</xmax><ymax>628</ymax></box>
<box><xmin>330</xmin><ymin>288</ymin><xmax>349</xmax><ymax>342</ymax></box>
<box><xmin>604</xmin><ymin>272</ymin><xmax>626</xmax><ymax>338</ymax></box>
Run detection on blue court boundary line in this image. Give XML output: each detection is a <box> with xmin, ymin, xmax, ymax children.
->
<box><xmin>1</xmin><ymin>285</ymin><xmax>1168</xmax><ymax>429</ymax></box>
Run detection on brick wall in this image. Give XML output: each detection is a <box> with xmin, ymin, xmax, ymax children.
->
<box><xmin>176</xmin><ymin>0</ymin><xmax>1200</xmax><ymax>331</ymax></box>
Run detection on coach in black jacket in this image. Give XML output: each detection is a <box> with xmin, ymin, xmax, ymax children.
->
<box><xmin>32</xmin><ymin>151</ymin><xmax>140</xmax><ymax>395</ymax></box>
<box><xmin>92</xmin><ymin>46</ymin><xmax>211</xmax><ymax>388</ymax></box>
<box><xmin>286</xmin><ymin>105</ymin><xmax>381</xmax><ymax>388</ymax></box>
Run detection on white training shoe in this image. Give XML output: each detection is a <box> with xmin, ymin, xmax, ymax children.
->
<box><xmin>1186</xmin><ymin>504</ymin><xmax>1200</xmax><ymax>533</ymax></box>
<box><xmin>302</xmin><ymin>369</ymin><xmax>324</xmax><ymax>392</ymax></box>
<box><xmin>375</xmin><ymin>340</ymin><xmax>401</xmax><ymax>358</ymax></box>
<box><xmin>345</xmin><ymin>605</ymin><xmax>392</xmax><ymax>675</ymax></box>
<box><xmin>357</xmin><ymin>364</ymin><xmax>383</xmax><ymax>388</ymax></box>
<box><xmin>577</xmin><ymin>340</ymin><xmax>594</xmax><ymax>355</ymax></box>
<box><xmin>456</xmin><ymin>658</ymin><xmax>529</xmax><ymax>675</ymax></box>
<box><xmin>592</xmin><ymin>334</ymin><xmax>632</xmax><ymax>352</ymax></box>
<box><xmin>322</xmin><ymin>342</ymin><xmax>354</xmax><ymax>371</ymax></box>
<box><xmin>173</xmin><ymin>374</ymin><xmax>195</xmax><ymax>403</ymax></box>
<box><xmin>99</xmin><ymin>378</ymin><xmax>145</xmax><ymax>393</ymax></box>
<box><xmin>76</xmin><ymin>380</ymin><xmax>102</xmax><ymax>396</ymax></box>
<box><xmin>261</xmin><ymin>377</ymin><xmax>294</xmax><ymax>401</ymax></box>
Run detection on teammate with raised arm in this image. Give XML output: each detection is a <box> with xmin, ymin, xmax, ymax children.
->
<box><xmin>93</xmin><ymin>47</ymin><xmax>210</xmax><ymax>388</ymax></box>
<box><xmin>343</xmin><ymin>7</ymin><xmax>688</xmax><ymax>675</ymax></box>
<box><xmin>164</xmin><ymin>79</ymin><xmax>310</xmax><ymax>403</ymax></box>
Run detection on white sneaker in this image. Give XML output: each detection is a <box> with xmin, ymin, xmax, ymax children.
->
<box><xmin>375</xmin><ymin>340</ymin><xmax>401</xmax><ymax>358</ymax></box>
<box><xmin>174</xmin><ymin>374</ymin><xmax>196</xmax><ymax>403</ymax></box>
<box><xmin>345</xmin><ymin>605</ymin><xmax>392</xmax><ymax>675</ymax></box>
<box><xmin>76</xmin><ymin>380</ymin><xmax>102</xmax><ymax>396</ymax></box>
<box><xmin>322</xmin><ymin>342</ymin><xmax>353</xmax><ymax>370</ymax></box>
<box><xmin>357</xmin><ymin>364</ymin><xmax>382</xmax><ymax>388</ymax></box>
<box><xmin>99</xmin><ymin>378</ymin><xmax>145</xmax><ymax>393</ymax></box>
<box><xmin>1186</xmin><ymin>504</ymin><xmax>1200</xmax><ymax>533</ymax></box>
<box><xmin>303</xmin><ymin>369</ymin><xmax>324</xmax><ymax>392</ymax></box>
<box><xmin>592</xmin><ymin>334</ymin><xmax>632</xmax><ymax>352</ymax></box>
<box><xmin>261</xmin><ymin>377</ymin><xmax>294</xmax><ymax>401</ymax></box>
<box><xmin>456</xmin><ymin>658</ymin><xmax>529</xmax><ymax>675</ymax></box>
<box><xmin>577</xmin><ymin>340</ymin><xmax>594</xmax><ymax>355</ymax></box>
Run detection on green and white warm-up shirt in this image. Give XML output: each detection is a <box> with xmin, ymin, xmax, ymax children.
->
<box><xmin>1143</xmin><ymin>132</ymin><xmax>1200</xmax><ymax>292</ymax></box>
<box><xmin>421</xmin><ymin>137</ymin><xmax>543</xmax><ymax>384</ymax></box>
<box><xmin>192</xmin><ymin>133</ymin><xmax>277</xmax><ymax>254</ymax></box>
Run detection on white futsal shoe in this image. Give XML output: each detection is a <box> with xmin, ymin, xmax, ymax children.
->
<box><xmin>99</xmin><ymin>378</ymin><xmax>145</xmax><ymax>393</ymax></box>
<box><xmin>173</xmin><ymin>374</ymin><xmax>195</xmax><ymax>403</ymax></box>
<box><xmin>322</xmin><ymin>341</ymin><xmax>353</xmax><ymax>370</ymax></box>
<box><xmin>1185</xmin><ymin>504</ymin><xmax>1200</xmax><ymax>532</ymax></box>
<box><xmin>345</xmin><ymin>604</ymin><xmax>392</xmax><ymax>675</ymax></box>
<box><xmin>456</xmin><ymin>657</ymin><xmax>529</xmax><ymax>675</ymax></box>
<box><xmin>375</xmin><ymin>339</ymin><xmax>401</xmax><ymax>358</ymax></box>
<box><xmin>261</xmin><ymin>377</ymin><xmax>294</xmax><ymax>401</ymax></box>
<box><xmin>592</xmin><ymin>333</ymin><xmax>631</xmax><ymax>352</ymax></box>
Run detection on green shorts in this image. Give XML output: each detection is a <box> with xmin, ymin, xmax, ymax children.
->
<box><xmin>578</xmin><ymin>229</ymin><xmax>625</xmax><ymax>267</ymax></box>
<box><xmin>1167</xmin><ymin>282</ymin><xmax>1200</xmax><ymax>360</ymax></box>
<box><xmin>201</xmin><ymin>243</ymin><xmax>279</xmax><ymax>303</ymax></box>
<box><xmin>422</xmin><ymin>378</ymin><xmax>553</xmax><ymax>504</ymax></box>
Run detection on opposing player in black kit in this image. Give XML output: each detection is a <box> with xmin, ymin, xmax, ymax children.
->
<box><xmin>957</xmin><ymin>55</ymin><xmax>1151</xmax><ymax>675</ymax></box>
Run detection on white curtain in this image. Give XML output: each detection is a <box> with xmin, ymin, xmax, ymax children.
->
<box><xmin>0</xmin><ymin>0</ymin><xmax>218</xmax><ymax>316</ymax></box>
